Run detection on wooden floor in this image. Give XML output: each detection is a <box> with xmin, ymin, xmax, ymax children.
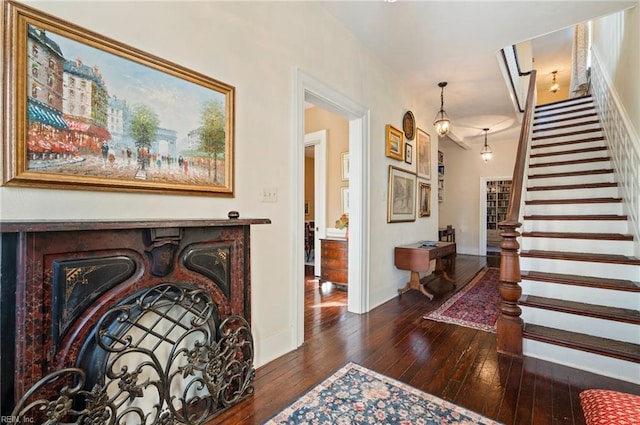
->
<box><xmin>210</xmin><ymin>254</ymin><xmax>640</xmax><ymax>424</ymax></box>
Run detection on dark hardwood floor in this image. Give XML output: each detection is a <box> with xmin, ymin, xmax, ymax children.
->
<box><xmin>210</xmin><ymin>254</ymin><xmax>640</xmax><ymax>424</ymax></box>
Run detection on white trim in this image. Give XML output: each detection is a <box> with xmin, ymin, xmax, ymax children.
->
<box><xmin>293</xmin><ymin>67</ymin><xmax>371</xmax><ymax>347</ymax></box>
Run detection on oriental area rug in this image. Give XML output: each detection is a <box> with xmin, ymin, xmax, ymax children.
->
<box><xmin>423</xmin><ymin>267</ymin><xmax>501</xmax><ymax>333</ymax></box>
<box><xmin>263</xmin><ymin>362</ymin><xmax>502</xmax><ymax>424</ymax></box>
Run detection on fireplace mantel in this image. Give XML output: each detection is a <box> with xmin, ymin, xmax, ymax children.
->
<box><xmin>0</xmin><ymin>217</ymin><xmax>269</xmax><ymax>419</ymax></box>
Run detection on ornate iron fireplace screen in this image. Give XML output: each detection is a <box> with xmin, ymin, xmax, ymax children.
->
<box><xmin>11</xmin><ymin>283</ymin><xmax>255</xmax><ymax>424</ymax></box>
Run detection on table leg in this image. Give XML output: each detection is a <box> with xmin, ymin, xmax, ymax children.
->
<box><xmin>434</xmin><ymin>257</ymin><xmax>455</xmax><ymax>282</ymax></box>
<box><xmin>398</xmin><ymin>271</ymin><xmax>434</xmax><ymax>300</ymax></box>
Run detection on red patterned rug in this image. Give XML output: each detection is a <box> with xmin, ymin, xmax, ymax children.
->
<box><xmin>423</xmin><ymin>267</ymin><xmax>500</xmax><ymax>332</ymax></box>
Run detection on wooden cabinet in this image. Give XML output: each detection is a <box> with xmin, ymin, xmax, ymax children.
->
<box><xmin>320</xmin><ymin>238</ymin><xmax>348</xmax><ymax>287</ymax></box>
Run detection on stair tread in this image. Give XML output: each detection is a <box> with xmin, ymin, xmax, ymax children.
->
<box><xmin>523</xmin><ymin>324</ymin><xmax>640</xmax><ymax>363</ymax></box>
<box><xmin>529</xmin><ymin>169</ymin><xmax>613</xmax><ymax>179</ymax></box>
<box><xmin>534</xmin><ymin>106</ymin><xmax>596</xmax><ymax>119</ymax></box>
<box><xmin>533</xmin><ymin>112</ymin><xmax>598</xmax><ymax>126</ymax></box>
<box><xmin>521</xmin><ymin>270</ymin><xmax>640</xmax><ymax>292</ymax></box>
<box><xmin>530</xmin><ymin>146</ymin><xmax>607</xmax><ymax>158</ymax></box>
<box><xmin>532</xmin><ymin>128</ymin><xmax>602</xmax><ymax>141</ymax></box>
<box><xmin>520</xmin><ymin>294</ymin><xmax>640</xmax><ymax>324</ymax></box>
<box><xmin>528</xmin><ymin>182</ymin><xmax>617</xmax><ymax>191</ymax></box>
<box><xmin>532</xmin><ymin>136</ymin><xmax>605</xmax><ymax>149</ymax></box>
<box><xmin>522</xmin><ymin>231</ymin><xmax>633</xmax><ymax>241</ymax></box>
<box><xmin>525</xmin><ymin>197</ymin><xmax>622</xmax><ymax>205</ymax></box>
<box><xmin>529</xmin><ymin>157</ymin><xmax>610</xmax><ymax>168</ymax></box>
<box><xmin>532</xmin><ymin>120</ymin><xmax>600</xmax><ymax>133</ymax></box>
<box><xmin>535</xmin><ymin>96</ymin><xmax>593</xmax><ymax>110</ymax></box>
<box><xmin>523</xmin><ymin>214</ymin><xmax>627</xmax><ymax>220</ymax></box>
<box><xmin>520</xmin><ymin>250</ymin><xmax>640</xmax><ymax>265</ymax></box>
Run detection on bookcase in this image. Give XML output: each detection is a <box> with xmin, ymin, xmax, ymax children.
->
<box><xmin>486</xmin><ymin>179</ymin><xmax>511</xmax><ymax>247</ymax></box>
<box><xmin>438</xmin><ymin>150</ymin><xmax>444</xmax><ymax>203</ymax></box>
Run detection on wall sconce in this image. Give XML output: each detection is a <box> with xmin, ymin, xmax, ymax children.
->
<box><xmin>433</xmin><ymin>82</ymin><xmax>451</xmax><ymax>137</ymax></box>
<box><xmin>549</xmin><ymin>70</ymin><xmax>559</xmax><ymax>93</ymax></box>
<box><xmin>480</xmin><ymin>128</ymin><xmax>492</xmax><ymax>162</ymax></box>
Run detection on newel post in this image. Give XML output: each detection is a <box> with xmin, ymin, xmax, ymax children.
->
<box><xmin>497</xmin><ymin>220</ymin><xmax>523</xmax><ymax>357</ymax></box>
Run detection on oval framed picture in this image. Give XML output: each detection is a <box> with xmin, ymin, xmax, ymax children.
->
<box><xmin>403</xmin><ymin>110</ymin><xmax>416</xmax><ymax>140</ymax></box>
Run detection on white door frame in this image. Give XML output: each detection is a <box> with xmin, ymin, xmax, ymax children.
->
<box><xmin>304</xmin><ymin>130</ymin><xmax>327</xmax><ymax>276</ymax></box>
<box><xmin>293</xmin><ymin>67</ymin><xmax>370</xmax><ymax>347</ymax></box>
<box><xmin>478</xmin><ymin>176</ymin><xmax>512</xmax><ymax>255</ymax></box>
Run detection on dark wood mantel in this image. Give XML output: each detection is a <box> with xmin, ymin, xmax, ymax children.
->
<box><xmin>0</xmin><ymin>217</ymin><xmax>269</xmax><ymax>416</ymax></box>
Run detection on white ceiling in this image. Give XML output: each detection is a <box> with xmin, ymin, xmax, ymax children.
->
<box><xmin>318</xmin><ymin>0</ymin><xmax>636</xmax><ymax>145</ymax></box>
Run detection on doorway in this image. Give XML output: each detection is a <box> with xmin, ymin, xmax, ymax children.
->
<box><xmin>294</xmin><ymin>68</ymin><xmax>370</xmax><ymax>347</ymax></box>
<box><xmin>479</xmin><ymin>176</ymin><xmax>512</xmax><ymax>256</ymax></box>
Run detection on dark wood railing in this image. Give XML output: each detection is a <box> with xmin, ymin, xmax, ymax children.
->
<box><xmin>501</xmin><ymin>45</ymin><xmax>533</xmax><ymax>113</ymax></box>
<box><xmin>497</xmin><ymin>69</ymin><xmax>537</xmax><ymax>357</ymax></box>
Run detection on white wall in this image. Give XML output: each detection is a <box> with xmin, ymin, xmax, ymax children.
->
<box><xmin>591</xmin><ymin>3</ymin><xmax>640</xmax><ymax>137</ymax></box>
<box><xmin>0</xmin><ymin>1</ymin><xmax>441</xmax><ymax>366</ymax></box>
<box><xmin>438</xmin><ymin>128</ymin><xmax>520</xmax><ymax>255</ymax></box>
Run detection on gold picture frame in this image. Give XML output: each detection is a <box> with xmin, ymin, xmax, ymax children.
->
<box><xmin>418</xmin><ymin>181</ymin><xmax>431</xmax><ymax>217</ymax></box>
<box><xmin>3</xmin><ymin>1</ymin><xmax>235</xmax><ymax>196</ymax></box>
<box><xmin>387</xmin><ymin>165</ymin><xmax>416</xmax><ymax>223</ymax></box>
<box><xmin>385</xmin><ymin>124</ymin><xmax>404</xmax><ymax>161</ymax></box>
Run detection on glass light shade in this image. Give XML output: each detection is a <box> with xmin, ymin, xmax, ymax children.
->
<box><xmin>433</xmin><ymin>113</ymin><xmax>450</xmax><ymax>137</ymax></box>
<box><xmin>480</xmin><ymin>144</ymin><xmax>493</xmax><ymax>162</ymax></box>
<box><xmin>550</xmin><ymin>83</ymin><xmax>559</xmax><ymax>93</ymax></box>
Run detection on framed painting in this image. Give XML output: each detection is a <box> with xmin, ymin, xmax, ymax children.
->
<box><xmin>387</xmin><ymin>165</ymin><xmax>416</xmax><ymax>223</ymax></box>
<box><xmin>385</xmin><ymin>124</ymin><xmax>404</xmax><ymax>161</ymax></box>
<box><xmin>341</xmin><ymin>152</ymin><xmax>349</xmax><ymax>181</ymax></box>
<box><xmin>2</xmin><ymin>1</ymin><xmax>235</xmax><ymax>196</ymax></box>
<box><xmin>418</xmin><ymin>181</ymin><xmax>431</xmax><ymax>217</ymax></box>
<box><xmin>404</xmin><ymin>143</ymin><xmax>412</xmax><ymax>165</ymax></box>
<box><xmin>416</xmin><ymin>128</ymin><xmax>431</xmax><ymax>180</ymax></box>
<box><xmin>341</xmin><ymin>187</ymin><xmax>349</xmax><ymax>213</ymax></box>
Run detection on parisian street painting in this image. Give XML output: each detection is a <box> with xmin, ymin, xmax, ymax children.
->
<box><xmin>11</xmin><ymin>6</ymin><xmax>234</xmax><ymax>195</ymax></box>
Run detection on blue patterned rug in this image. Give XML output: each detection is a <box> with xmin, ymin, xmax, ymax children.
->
<box><xmin>263</xmin><ymin>362</ymin><xmax>502</xmax><ymax>424</ymax></box>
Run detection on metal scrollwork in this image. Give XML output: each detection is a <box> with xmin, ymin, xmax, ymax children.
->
<box><xmin>12</xmin><ymin>283</ymin><xmax>255</xmax><ymax>424</ymax></box>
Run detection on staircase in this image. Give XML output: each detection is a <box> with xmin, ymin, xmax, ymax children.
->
<box><xmin>518</xmin><ymin>95</ymin><xmax>640</xmax><ymax>384</ymax></box>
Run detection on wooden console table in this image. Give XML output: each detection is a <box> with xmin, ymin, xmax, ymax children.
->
<box><xmin>394</xmin><ymin>241</ymin><xmax>456</xmax><ymax>299</ymax></box>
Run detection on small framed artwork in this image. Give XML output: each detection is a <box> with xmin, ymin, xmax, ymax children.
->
<box><xmin>402</xmin><ymin>110</ymin><xmax>415</xmax><ymax>141</ymax></box>
<box><xmin>416</xmin><ymin>128</ymin><xmax>431</xmax><ymax>179</ymax></box>
<box><xmin>385</xmin><ymin>124</ymin><xmax>404</xmax><ymax>161</ymax></box>
<box><xmin>341</xmin><ymin>187</ymin><xmax>350</xmax><ymax>213</ymax></box>
<box><xmin>341</xmin><ymin>152</ymin><xmax>349</xmax><ymax>180</ymax></box>
<box><xmin>404</xmin><ymin>143</ymin><xmax>412</xmax><ymax>165</ymax></box>
<box><xmin>387</xmin><ymin>165</ymin><xmax>416</xmax><ymax>223</ymax></box>
<box><xmin>418</xmin><ymin>181</ymin><xmax>431</xmax><ymax>217</ymax></box>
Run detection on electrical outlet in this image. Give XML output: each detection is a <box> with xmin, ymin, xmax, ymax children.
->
<box><xmin>261</xmin><ymin>187</ymin><xmax>278</xmax><ymax>202</ymax></box>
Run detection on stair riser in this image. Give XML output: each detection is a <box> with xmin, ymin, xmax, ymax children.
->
<box><xmin>535</xmin><ymin>101</ymin><xmax>595</xmax><ymax>115</ymax></box>
<box><xmin>519</xmin><ymin>257</ymin><xmax>639</xmax><ymax>281</ymax></box>
<box><xmin>529</xmin><ymin>160</ymin><xmax>612</xmax><ymax>175</ymax></box>
<box><xmin>528</xmin><ymin>174</ymin><xmax>615</xmax><ymax>186</ymax></box>
<box><xmin>523</xmin><ymin>220</ymin><xmax>628</xmax><ymax>234</ymax></box>
<box><xmin>533</xmin><ymin>123</ymin><xmax>602</xmax><ymax>137</ymax></box>
<box><xmin>530</xmin><ymin>151</ymin><xmax>608</xmax><ymax>165</ymax></box>
<box><xmin>521</xmin><ymin>307</ymin><xmax>639</xmax><ymax>343</ymax></box>
<box><xmin>532</xmin><ymin>132</ymin><xmax>604</xmax><ymax>145</ymax></box>
<box><xmin>523</xmin><ymin>340</ymin><xmax>640</xmax><ymax>384</ymax></box>
<box><xmin>521</xmin><ymin>237</ymin><xmax>633</xmax><ymax>256</ymax></box>
<box><xmin>533</xmin><ymin>115</ymin><xmax>598</xmax><ymax>130</ymax></box>
<box><xmin>526</xmin><ymin>187</ymin><xmax>619</xmax><ymax>201</ymax></box>
<box><xmin>531</xmin><ymin>140</ymin><xmax>605</xmax><ymax>155</ymax></box>
<box><xmin>520</xmin><ymin>279</ymin><xmax>640</xmax><ymax>309</ymax></box>
<box><xmin>524</xmin><ymin>203</ymin><xmax>623</xmax><ymax>215</ymax></box>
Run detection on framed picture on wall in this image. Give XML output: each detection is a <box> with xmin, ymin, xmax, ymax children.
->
<box><xmin>387</xmin><ymin>165</ymin><xmax>416</xmax><ymax>223</ymax></box>
<box><xmin>385</xmin><ymin>124</ymin><xmax>404</xmax><ymax>161</ymax></box>
<box><xmin>341</xmin><ymin>152</ymin><xmax>349</xmax><ymax>180</ymax></box>
<box><xmin>2</xmin><ymin>1</ymin><xmax>235</xmax><ymax>196</ymax></box>
<box><xmin>418</xmin><ymin>181</ymin><xmax>431</xmax><ymax>217</ymax></box>
<box><xmin>404</xmin><ymin>143</ymin><xmax>412</xmax><ymax>165</ymax></box>
<box><xmin>341</xmin><ymin>187</ymin><xmax>349</xmax><ymax>213</ymax></box>
<box><xmin>416</xmin><ymin>128</ymin><xmax>431</xmax><ymax>180</ymax></box>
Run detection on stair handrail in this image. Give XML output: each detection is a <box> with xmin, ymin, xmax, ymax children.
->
<box><xmin>496</xmin><ymin>68</ymin><xmax>537</xmax><ymax>357</ymax></box>
<box><xmin>501</xmin><ymin>45</ymin><xmax>533</xmax><ymax>113</ymax></box>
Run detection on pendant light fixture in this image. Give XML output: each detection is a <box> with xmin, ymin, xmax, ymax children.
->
<box><xmin>480</xmin><ymin>128</ymin><xmax>493</xmax><ymax>162</ymax></box>
<box><xmin>433</xmin><ymin>82</ymin><xmax>451</xmax><ymax>137</ymax></box>
<box><xmin>549</xmin><ymin>70</ymin><xmax>559</xmax><ymax>93</ymax></box>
